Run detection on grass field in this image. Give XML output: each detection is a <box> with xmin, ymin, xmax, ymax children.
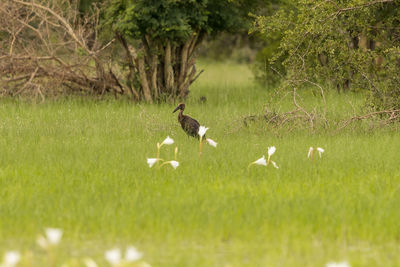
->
<box><xmin>1</xmin><ymin>61</ymin><xmax>400</xmax><ymax>266</ymax></box>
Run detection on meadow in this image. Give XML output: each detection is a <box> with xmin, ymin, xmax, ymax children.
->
<box><xmin>1</xmin><ymin>61</ymin><xmax>400</xmax><ymax>266</ymax></box>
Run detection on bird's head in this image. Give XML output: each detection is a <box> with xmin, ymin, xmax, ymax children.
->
<box><xmin>173</xmin><ymin>103</ymin><xmax>185</xmax><ymax>113</ymax></box>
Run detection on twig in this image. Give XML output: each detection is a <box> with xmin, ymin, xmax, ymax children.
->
<box><xmin>13</xmin><ymin>66</ymin><xmax>39</xmax><ymax>96</ymax></box>
<box><xmin>302</xmin><ymin>79</ymin><xmax>326</xmax><ymax>104</ymax></box>
<box><xmin>336</xmin><ymin>0</ymin><xmax>395</xmax><ymax>14</ymax></box>
<box><xmin>189</xmin><ymin>69</ymin><xmax>204</xmax><ymax>85</ymax></box>
<box><xmin>335</xmin><ymin>109</ymin><xmax>400</xmax><ymax>132</ymax></box>
<box><xmin>293</xmin><ymin>87</ymin><xmax>314</xmax><ymax>130</ymax></box>
<box><xmin>11</xmin><ymin>0</ymin><xmax>89</xmax><ymax>52</ymax></box>
<box><xmin>95</xmin><ymin>38</ymin><xmax>115</xmax><ymax>53</ymax></box>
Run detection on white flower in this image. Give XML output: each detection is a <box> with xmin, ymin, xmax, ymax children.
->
<box><xmin>198</xmin><ymin>126</ymin><xmax>209</xmax><ymax>138</ymax></box>
<box><xmin>308</xmin><ymin>147</ymin><xmax>314</xmax><ymax>158</ymax></box>
<box><xmin>253</xmin><ymin>156</ymin><xmax>267</xmax><ymax>166</ymax></box>
<box><xmin>83</xmin><ymin>258</ymin><xmax>99</xmax><ymax>267</ymax></box>
<box><xmin>3</xmin><ymin>251</ymin><xmax>21</xmax><ymax>267</ymax></box>
<box><xmin>169</xmin><ymin>160</ymin><xmax>179</xmax><ymax>169</ymax></box>
<box><xmin>206</xmin><ymin>138</ymin><xmax>217</xmax><ymax>147</ymax></box>
<box><xmin>105</xmin><ymin>248</ymin><xmax>122</xmax><ymax>266</ymax></box>
<box><xmin>268</xmin><ymin>146</ymin><xmax>276</xmax><ymax>156</ymax></box>
<box><xmin>147</xmin><ymin>158</ymin><xmax>158</xmax><ymax>168</ymax></box>
<box><xmin>271</xmin><ymin>161</ymin><xmax>279</xmax><ymax>169</ymax></box>
<box><xmin>36</xmin><ymin>235</ymin><xmax>49</xmax><ymax>249</ymax></box>
<box><xmin>45</xmin><ymin>228</ymin><xmax>63</xmax><ymax>245</ymax></box>
<box><xmin>317</xmin><ymin>147</ymin><xmax>325</xmax><ymax>157</ymax></box>
<box><xmin>161</xmin><ymin>136</ymin><xmax>174</xmax><ymax>146</ymax></box>
<box><xmin>325</xmin><ymin>261</ymin><xmax>350</xmax><ymax>267</ymax></box>
<box><xmin>125</xmin><ymin>246</ymin><xmax>143</xmax><ymax>262</ymax></box>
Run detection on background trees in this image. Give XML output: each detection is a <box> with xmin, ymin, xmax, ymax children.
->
<box><xmin>252</xmin><ymin>0</ymin><xmax>400</xmax><ymax>109</ymax></box>
<box><xmin>1</xmin><ymin>0</ymin><xmax>400</xmax><ymax>109</ymax></box>
<box><xmin>0</xmin><ymin>0</ymin><xmax>258</xmax><ymax>102</ymax></box>
<box><xmin>102</xmin><ymin>0</ymin><xmax>259</xmax><ymax>102</ymax></box>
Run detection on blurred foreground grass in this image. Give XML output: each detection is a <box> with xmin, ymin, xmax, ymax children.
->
<box><xmin>0</xmin><ymin>61</ymin><xmax>400</xmax><ymax>266</ymax></box>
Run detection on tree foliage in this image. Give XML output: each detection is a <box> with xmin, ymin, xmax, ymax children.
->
<box><xmin>252</xmin><ymin>0</ymin><xmax>400</xmax><ymax>109</ymax></box>
<box><xmin>102</xmin><ymin>0</ymin><xmax>258</xmax><ymax>102</ymax></box>
<box><xmin>0</xmin><ymin>0</ymin><xmax>259</xmax><ymax>101</ymax></box>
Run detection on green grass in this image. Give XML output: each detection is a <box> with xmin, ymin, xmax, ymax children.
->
<box><xmin>1</xmin><ymin>61</ymin><xmax>400</xmax><ymax>266</ymax></box>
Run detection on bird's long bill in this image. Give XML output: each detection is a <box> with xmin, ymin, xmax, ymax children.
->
<box><xmin>172</xmin><ymin>106</ymin><xmax>180</xmax><ymax>113</ymax></box>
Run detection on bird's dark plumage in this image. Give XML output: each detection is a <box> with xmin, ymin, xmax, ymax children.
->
<box><xmin>173</xmin><ymin>103</ymin><xmax>202</xmax><ymax>138</ymax></box>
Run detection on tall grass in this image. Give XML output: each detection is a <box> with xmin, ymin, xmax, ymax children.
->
<box><xmin>0</xmin><ymin>61</ymin><xmax>400</xmax><ymax>266</ymax></box>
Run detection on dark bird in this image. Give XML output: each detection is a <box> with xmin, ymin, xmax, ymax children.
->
<box><xmin>173</xmin><ymin>103</ymin><xmax>202</xmax><ymax>138</ymax></box>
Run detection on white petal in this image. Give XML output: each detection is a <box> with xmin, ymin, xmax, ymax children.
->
<box><xmin>198</xmin><ymin>126</ymin><xmax>209</xmax><ymax>137</ymax></box>
<box><xmin>308</xmin><ymin>147</ymin><xmax>313</xmax><ymax>158</ymax></box>
<box><xmin>125</xmin><ymin>246</ymin><xmax>143</xmax><ymax>262</ymax></box>
<box><xmin>254</xmin><ymin>156</ymin><xmax>267</xmax><ymax>166</ymax></box>
<box><xmin>169</xmin><ymin>160</ymin><xmax>179</xmax><ymax>169</ymax></box>
<box><xmin>105</xmin><ymin>248</ymin><xmax>122</xmax><ymax>266</ymax></box>
<box><xmin>162</xmin><ymin>136</ymin><xmax>174</xmax><ymax>145</ymax></box>
<box><xmin>271</xmin><ymin>161</ymin><xmax>279</xmax><ymax>169</ymax></box>
<box><xmin>206</xmin><ymin>138</ymin><xmax>217</xmax><ymax>147</ymax></box>
<box><xmin>325</xmin><ymin>262</ymin><xmax>350</xmax><ymax>267</ymax></box>
<box><xmin>147</xmin><ymin>158</ymin><xmax>158</xmax><ymax>168</ymax></box>
<box><xmin>45</xmin><ymin>228</ymin><xmax>63</xmax><ymax>245</ymax></box>
<box><xmin>36</xmin><ymin>235</ymin><xmax>48</xmax><ymax>249</ymax></box>
<box><xmin>317</xmin><ymin>147</ymin><xmax>325</xmax><ymax>157</ymax></box>
<box><xmin>84</xmin><ymin>258</ymin><xmax>99</xmax><ymax>267</ymax></box>
<box><xmin>3</xmin><ymin>251</ymin><xmax>21</xmax><ymax>266</ymax></box>
<box><xmin>268</xmin><ymin>146</ymin><xmax>276</xmax><ymax>156</ymax></box>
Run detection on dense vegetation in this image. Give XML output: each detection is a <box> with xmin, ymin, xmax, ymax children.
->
<box><xmin>0</xmin><ymin>0</ymin><xmax>260</xmax><ymax>102</ymax></box>
<box><xmin>2</xmin><ymin>0</ymin><xmax>399</xmax><ymax>110</ymax></box>
<box><xmin>252</xmin><ymin>0</ymin><xmax>400</xmax><ymax>110</ymax></box>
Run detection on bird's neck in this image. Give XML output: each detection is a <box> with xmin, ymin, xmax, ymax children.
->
<box><xmin>178</xmin><ymin>109</ymin><xmax>184</xmax><ymax>118</ymax></box>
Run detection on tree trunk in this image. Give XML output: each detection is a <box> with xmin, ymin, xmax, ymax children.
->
<box><xmin>164</xmin><ymin>41</ymin><xmax>174</xmax><ymax>94</ymax></box>
<box><xmin>115</xmin><ymin>32</ymin><xmax>204</xmax><ymax>102</ymax></box>
<box><xmin>137</xmin><ymin>51</ymin><xmax>153</xmax><ymax>103</ymax></box>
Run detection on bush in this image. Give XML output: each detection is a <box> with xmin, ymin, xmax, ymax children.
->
<box><xmin>252</xmin><ymin>0</ymin><xmax>400</xmax><ymax>110</ymax></box>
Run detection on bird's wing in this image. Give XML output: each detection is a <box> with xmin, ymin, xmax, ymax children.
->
<box><xmin>181</xmin><ymin>116</ymin><xmax>200</xmax><ymax>137</ymax></box>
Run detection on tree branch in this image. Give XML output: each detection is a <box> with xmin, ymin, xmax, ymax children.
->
<box><xmin>11</xmin><ymin>0</ymin><xmax>89</xmax><ymax>53</ymax></box>
<box><xmin>335</xmin><ymin>0</ymin><xmax>396</xmax><ymax>15</ymax></box>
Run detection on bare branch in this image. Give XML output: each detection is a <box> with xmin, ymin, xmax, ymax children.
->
<box><xmin>335</xmin><ymin>109</ymin><xmax>400</xmax><ymax>132</ymax></box>
<box><xmin>11</xmin><ymin>0</ymin><xmax>89</xmax><ymax>52</ymax></box>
